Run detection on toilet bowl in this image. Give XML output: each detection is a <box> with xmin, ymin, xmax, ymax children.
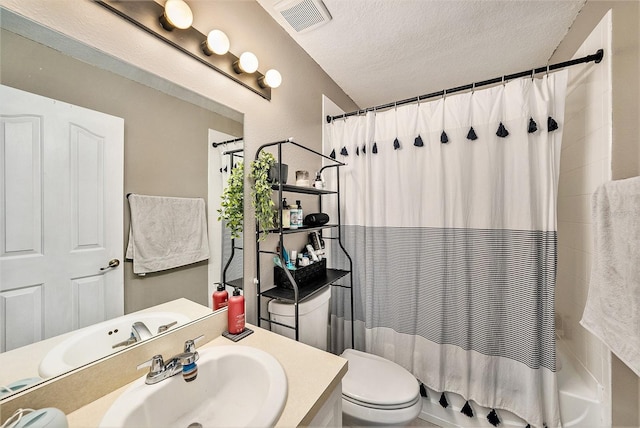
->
<box><xmin>340</xmin><ymin>349</ymin><xmax>422</xmax><ymax>426</ymax></box>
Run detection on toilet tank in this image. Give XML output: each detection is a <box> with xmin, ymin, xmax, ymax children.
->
<box><xmin>268</xmin><ymin>286</ymin><xmax>331</xmax><ymax>351</ymax></box>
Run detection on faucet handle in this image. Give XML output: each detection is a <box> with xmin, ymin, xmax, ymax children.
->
<box><xmin>137</xmin><ymin>354</ymin><xmax>164</xmax><ymax>376</ymax></box>
<box><xmin>157</xmin><ymin>321</ymin><xmax>178</xmax><ymax>334</ymax></box>
<box><xmin>184</xmin><ymin>334</ymin><xmax>204</xmax><ymax>353</ymax></box>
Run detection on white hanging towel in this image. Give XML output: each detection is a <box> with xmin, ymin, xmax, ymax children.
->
<box><xmin>126</xmin><ymin>194</ymin><xmax>209</xmax><ymax>275</ymax></box>
<box><xmin>580</xmin><ymin>176</ymin><xmax>640</xmax><ymax>376</ymax></box>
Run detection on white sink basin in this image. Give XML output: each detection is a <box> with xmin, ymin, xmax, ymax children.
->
<box><xmin>99</xmin><ymin>345</ymin><xmax>287</xmax><ymax>428</ymax></box>
<box><xmin>38</xmin><ymin>311</ymin><xmax>190</xmax><ymax>378</ymax></box>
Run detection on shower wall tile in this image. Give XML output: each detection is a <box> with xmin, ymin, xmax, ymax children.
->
<box><xmin>556</xmin><ymin>11</ymin><xmax>611</xmax><ymax>389</ymax></box>
<box><xmin>587</xmin><ymin>332</ymin><xmax>605</xmax><ymax>383</ymax></box>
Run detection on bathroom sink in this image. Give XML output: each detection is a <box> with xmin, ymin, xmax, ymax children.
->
<box><xmin>38</xmin><ymin>311</ymin><xmax>190</xmax><ymax>378</ymax></box>
<box><xmin>99</xmin><ymin>345</ymin><xmax>288</xmax><ymax>428</ymax></box>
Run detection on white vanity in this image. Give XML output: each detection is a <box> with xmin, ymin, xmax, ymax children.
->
<box><xmin>67</xmin><ymin>324</ymin><xmax>347</xmax><ymax>427</ymax></box>
<box><xmin>1</xmin><ymin>305</ymin><xmax>347</xmax><ymax>427</ymax></box>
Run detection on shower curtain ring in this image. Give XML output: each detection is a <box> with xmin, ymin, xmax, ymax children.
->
<box><xmin>471</xmin><ymin>82</ymin><xmax>475</xmax><ymax>94</ymax></box>
<box><xmin>443</xmin><ymin>89</ymin><xmax>447</xmax><ymax>99</ymax></box>
<box><xmin>501</xmin><ymin>75</ymin><xmax>506</xmax><ymax>86</ymax></box>
<box><xmin>546</xmin><ymin>64</ymin><xmax>550</xmax><ymax>77</ymax></box>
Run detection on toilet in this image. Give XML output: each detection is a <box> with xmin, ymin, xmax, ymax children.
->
<box><xmin>268</xmin><ymin>287</ymin><xmax>422</xmax><ymax>426</ymax></box>
<box><xmin>340</xmin><ymin>349</ymin><xmax>422</xmax><ymax>426</ymax></box>
<box><xmin>267</xmin><ymin>287</ymin><xmax>332</xmax><ymax>349</ymax></box>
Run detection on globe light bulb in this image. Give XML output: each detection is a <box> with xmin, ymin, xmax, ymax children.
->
<box><xmin>263</xmin><ymin>69</ymin><xmax>282</xmax><ymax>88</ymax></box>
<box><xmin>237</xmin><ymin>52</ymin><xmax>259</xmax><ymax>74</ymax></box>
<box><xmin>161</xmin><ymin>0</ymin><xmax>193</xmax><ymax>30</ymax></box>
<box><xmin>203</xmin><ymin>30</ymin><xmax>230</xmax><ymax>56</ymax></box>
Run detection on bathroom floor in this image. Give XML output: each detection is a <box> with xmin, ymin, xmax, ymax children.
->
<box><xmin>409</xmin><ymin>417</ymin><xmax>440</xmax><ymax>427</ymax></box>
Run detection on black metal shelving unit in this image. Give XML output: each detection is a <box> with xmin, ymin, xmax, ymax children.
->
<box><xmin>255</xmin><ymin>139</ymin><xmax>354</xmax><ymax>348</ymax></box>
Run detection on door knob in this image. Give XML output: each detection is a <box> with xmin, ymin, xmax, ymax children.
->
<box><xmin>100</xmin><ymin>259</ymin><xmax>120</xmax><ymax>271</ymax></box>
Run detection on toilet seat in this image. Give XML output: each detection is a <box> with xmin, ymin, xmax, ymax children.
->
<box><xmin>343</xmin><ymin>392</ymin><xmax>421</xmax><ymax>410</ymax></box>
<box><xmin>340</xmin><ymin>349</ymin><xmax>420</xmax><ymax>409</ymax></box>
<box><xmin>341</xmin><ymin>394</ymin><xmax>423</xmax><ymax>426</ymax></box>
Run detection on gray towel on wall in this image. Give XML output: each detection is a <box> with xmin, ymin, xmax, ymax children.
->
<box><xmin>126</xmin><ymin>194</ymin><xmax>209</xmax><ymax>274</ymax></box>
<box><xmin>580</xmin><ymin>176</ymin><xmax>640</xmax><ymax>376</ymax></box>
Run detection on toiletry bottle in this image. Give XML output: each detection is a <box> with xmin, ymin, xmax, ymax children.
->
<box><xmin>282</xmin><ymin>198</ymin><xmax>291</xmax><ymax>229</ymax></box>
<box><xmin>306</xmin><ymin>244</ymin><xmax>320</xmax><ymax>262</ymax></box>
<box><xmin>227</xmin><ymin>287</ymin><xmax>245</xmax><ymax>334</ymax></box>
<box><xmin>295</xmin><ymin>200</ymin><xmax>303</xmax><ymax>228</ymax></box>
<box><xmin>212</xmin><ymin>283</ymin><xmax>228</xmax><ymax>310</ymax></box>
<box><xmin>314</xmin><ymin>172</ymin><xmax>323</xmax><ymax>188</ymax></box>
<box><xmin>290</xmin><ymin>201</ymin><xmax>299</xmax><ymax>229</ymax></box>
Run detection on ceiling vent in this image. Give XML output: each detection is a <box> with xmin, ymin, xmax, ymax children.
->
<box><xmin>274</xmin><ymin>0</ymin><xmax>332</xmax><ymax>33</ymax></box>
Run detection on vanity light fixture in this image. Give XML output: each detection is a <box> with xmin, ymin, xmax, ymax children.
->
<box><xmin>234</xmin><ymin>52</ymin><xmax>259</xmax><ymax>74</ymax></box>
<box><xmin>96</xmin><ymin>0</ymin><xmax>279</xmax><ymax>100</ymax></box>
<box><xmin>159</xmin><ymin>0</ymin><xmax>193</xmax><ymax>31</ymax></box>
<box><xmin>259</xmin><ymin>69</ymin><xmax>283</xmax><ymax>89</ymax></box>
<box><xmin>201</xmin><ymin>29</ymin><xmax>230</xmax><ymax>56</ymax></box>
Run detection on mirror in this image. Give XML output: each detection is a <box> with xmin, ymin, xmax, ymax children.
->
<box><xmin>0</xmin><ymin>8</ymin><xmax>243</xmax><ymax>399</ymax></box>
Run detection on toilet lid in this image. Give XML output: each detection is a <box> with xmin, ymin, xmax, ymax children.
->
<box><xmin>340</xmin><ymin>349</ymin><xmax>419</xmax><ymax>408</ymax></box>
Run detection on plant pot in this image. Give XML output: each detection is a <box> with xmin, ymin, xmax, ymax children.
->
<box><xmin>268</xmin><ymin>163</ymin><xmax>288</xmax><ymax>184</ymax></box>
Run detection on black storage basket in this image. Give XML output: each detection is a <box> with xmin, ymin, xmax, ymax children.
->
<box><xmin>274</xmin><ymin>258</ymin><xmax>326</xmax><ymax>289</ymax></box>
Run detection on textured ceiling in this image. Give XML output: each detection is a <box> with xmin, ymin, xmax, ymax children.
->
<box><xmin>257</xmin><ymin>0</ymin><xmax>585</xmax><ymax>109</ymax></box>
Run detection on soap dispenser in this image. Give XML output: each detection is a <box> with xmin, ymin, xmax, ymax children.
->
<box><xmin>227</xmin><ymin>287</ymin><xmax>245</xmax><ymax>334</ymax></box>
<box><xmin>212</xmin><ymin>283</ymin><xmax>228</xmax><ymax>310</ymax></box>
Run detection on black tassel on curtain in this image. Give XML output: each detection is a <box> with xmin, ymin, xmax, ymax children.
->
<box><xmin>439</xmin><ymin>393</ymin><xmax>449</xmax><ymax>408</ymax></box>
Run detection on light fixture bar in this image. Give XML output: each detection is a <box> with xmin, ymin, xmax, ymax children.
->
<box><xmin>95</xmin><ymin>0</ymin><xmax>271</xmax><ymax>100</ymax></box>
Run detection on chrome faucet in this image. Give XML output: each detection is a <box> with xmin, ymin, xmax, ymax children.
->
<box><xmin>139</xmin><ymin>335</ymin><xmax>204</xmax><ymax>385</ymax></box>
<box><xmin>112</xmin><ymin>321</ymin><xmax>153</xmax><ymax>349</ymax></box>
<box><xmin>132</xmin><ymin>321</ymin><xmax>153</xmax><ymax>340</ymax></box>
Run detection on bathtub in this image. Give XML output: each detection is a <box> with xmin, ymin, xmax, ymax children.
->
<box><xmin>418</xmin><ymin>347</ymin><xmax>603</xmax><ymax>427</ymax></box>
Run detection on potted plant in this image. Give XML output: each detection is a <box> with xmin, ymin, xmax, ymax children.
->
<box><xmin>250</xmin><ymin>151</ymin><xmax>276</xmax><ymax>241</ymax></box>
<box><xmin>218</xmin><ymin>161</ymin><xmax>244</xmax><ymax>239</ymax></box>
<box><xmin>218</xmin><ymin>150</ymin><xmax>277</xmax><ymax>242</ymax></box>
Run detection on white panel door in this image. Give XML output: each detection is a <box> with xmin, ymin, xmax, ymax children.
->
<box><xmin>0</xmin><ymin>85</ymin><xmax>124</xmax><ymax>352</ymax></box>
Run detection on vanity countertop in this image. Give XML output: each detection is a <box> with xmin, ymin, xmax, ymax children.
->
<box><xmin>66</xmin><ymin>324</ymin><xmax>348</xmax><ymax>427</ymax></box>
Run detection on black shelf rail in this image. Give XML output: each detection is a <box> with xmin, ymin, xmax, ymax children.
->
<box><xmin>261</xmin><ymin>269</ymin><xmax>351</xmax><ymax>302</ymax></box>
<box><xmin>255</xmin><ymin>138</ymin><xmax>354</xmax><ymax>347</ymax></box>
<box><xmin>258</xmin><ymin>224</ymin><xmax>339</xmax><ymax>236</ymax></box>
<box><xmin>272</xmin><ymin>183</ymin><xmax>338</xmax><ymax>195</ymax></box>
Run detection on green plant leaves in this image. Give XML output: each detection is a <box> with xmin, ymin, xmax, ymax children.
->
<box><xmin>218</xmin><ymin>161</ymin><xmax>244</xmax><ymax>239</ymax></box>
<box><xmin>250</xmin><ymin>151</ymin><xmax>276</xmax><ymax>241</ymax></box>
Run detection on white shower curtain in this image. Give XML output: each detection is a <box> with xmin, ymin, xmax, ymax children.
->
<box><xmin>326</xmin><ymin>71</ymin><xmax>568</xmax><ymax>428</ymax></box>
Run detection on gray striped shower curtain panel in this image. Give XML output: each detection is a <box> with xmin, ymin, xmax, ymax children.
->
<box><xmin>325</xmin><ymin>71</ymin><xmax>568</xmax><ymax>428</ymax></box>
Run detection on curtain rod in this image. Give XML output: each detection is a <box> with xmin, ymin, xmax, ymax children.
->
<box><xmin>223</xmin><ymin>148</ymin><xmax>244</xmax><ymax>155</ymax></box>
<box><xmin>212</xmin><ymin>137</ymin><xmax>243</xmax><ymax>148</ymax></box>
<box><xmin>327</xmin><ymin>49</ymin><xmax>604</xmax><ymax>124</ymax></box>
